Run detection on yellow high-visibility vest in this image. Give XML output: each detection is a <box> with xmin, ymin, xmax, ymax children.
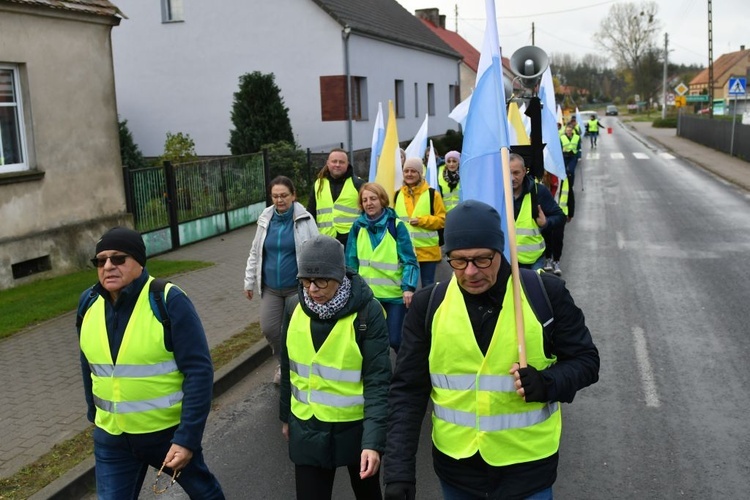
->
<box><xmin>287</xmin><ymin>307</ymin><xmax>364</xmax><ymax>422</ymax></box>
<box><xmin>356</xmin><ymin>224</ymin><xmax>402</xmax><ymax>299</ymax></box>
<box><xmin>394</xmin><ymin>190</ymin><xmax>438</xmax><ymax>248</ymax></box>
<box><xmin>515</xmin><ymin>193</ymin><xmax>545</xmax><ymax>264</ymax></box>
<box><xmin>437</xmin><ymin>166</ymin><xmax>460</xmax><ymax>213</ymax></box>
<box><xmin>314</xmin><ymin>178</ymin><xmax>360</xmax><ymax>237</ymax></box>
<box><xmin>80</xmin><ymin>277</ymin><xmax>183</xmax><ymax>435</ymax></box>
<box><xmin>429</xmin><ymin>276</ymin><xmax>561</xmax><ymax>466</ymax></box>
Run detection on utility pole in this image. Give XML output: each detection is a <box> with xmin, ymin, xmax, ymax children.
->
<box><xmin>662</xmin><ymin>33</ymin><xmax>668</xmax><ymax>119</ymax></box>
<box><xmin>708</xmin><ymin>0</ymin><xmax>714</xmax><ymax>118</ymax></box>
<box><xmin>454</xmin><ymin>4</ymin><xmax>458</xmax><ymax>33</ymax></box>
<box><xmin>531</xmin><ymin>22</ymin><xmax>535</xmax><ymax>45</ymax></box>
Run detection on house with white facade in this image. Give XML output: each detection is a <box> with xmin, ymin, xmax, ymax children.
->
<box><xmin>111</xmin><ymin>0</ymin><xmax>463</xmax><ymax>161</ymax></box>
<box><xmin>0</xmin><ymin>0</ymin><xmax>126</xmax><ymax>289</ymax></box>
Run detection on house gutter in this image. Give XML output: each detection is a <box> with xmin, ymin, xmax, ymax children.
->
<box><xmin>342</xmin><ymin>25</ymin><xmax>353</xmax><ymax>161</ymax></box>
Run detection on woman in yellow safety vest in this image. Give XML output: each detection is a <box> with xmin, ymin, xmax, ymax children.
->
<box><xmin>394</xmin><ymin>158</ymin><xmax>446</xmax><ymax>287</ymax></box>
<box><xmin>345</xmin><ymin>182</ymin><xmax>419</xmax><ymax>352</ymax></box>
<box><xmin>280</xmin><ymin>234</ymin><xmax>391</xmax><ymax>500</ymax></box>
<box><xmin>437</xmin><ymin>150</ymin><xmax>461</xmax><ymax>213</ymax></box>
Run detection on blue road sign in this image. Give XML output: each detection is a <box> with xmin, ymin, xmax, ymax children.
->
<box><xmin>728</xmin><ymin>77</ymin><xmax>746</xmax><ymax>96</ymax></box>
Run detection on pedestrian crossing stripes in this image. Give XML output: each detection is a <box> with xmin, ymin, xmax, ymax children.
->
<box><xmin>584</xmin><ymin>151</ymin><xmax>676</xmax><ymax>160</ymax></box>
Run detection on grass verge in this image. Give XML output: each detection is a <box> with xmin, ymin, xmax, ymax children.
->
<box><xmin>0</xmin><ymin>259</ymin><xmax>212</xmax><ymax>341</ymax></box>
<box><xmin>0</xmin><ymin>322</ymin><xmax>263</xmax><ymax>499</ymax></box>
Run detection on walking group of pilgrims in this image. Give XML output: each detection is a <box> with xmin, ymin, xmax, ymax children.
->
<box><xmin>77</xmin><ymin>139</ymin><xmax>598</xmax><ymax>500</ymax></box>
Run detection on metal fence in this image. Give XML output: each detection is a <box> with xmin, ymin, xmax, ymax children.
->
<box><xmin>124</xmin><ymin>153</ymin><xmax>267</xmax><ymax>253</ymax></box>
<box><xmin>678</xmin><ymin>114</ymin><xmax>750</xmax><ymax>161</ymax></box>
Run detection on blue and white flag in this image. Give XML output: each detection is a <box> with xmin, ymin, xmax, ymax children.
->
<box><xmin>404</xmin><ymin>114</ymin><xmax>429</xmax><ymax>160</ymax></box>
<box><xmin>368</xmin><ymin>102</ymin><xmax>385</xmax><ymax>182</ymax></box>
<box><xmin>539</xmin><ymin>68</ymin><xmax>566</xmax><ymax>180</ymax></box>
<box><xmin>449</xmin><ymin>95</ymin><xmax>471</xmax><ymax>129</ymax></box>
<box><xmin>460</xmin><ymin>0</ymin><xmax>511</xmax><ymax>259</ymax></box>
<box><xmin>426</xmin><ymin>140</ymin><xmax>439</xmax><ymax>189</ymax></box>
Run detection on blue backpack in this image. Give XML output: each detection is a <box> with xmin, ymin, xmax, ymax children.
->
<box><xmin>75</xmin><ymin>278</ymin><xmax>171</xmax><ymax>334</ymax></box>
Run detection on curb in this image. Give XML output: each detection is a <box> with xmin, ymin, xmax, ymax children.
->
<box><xmin>29</xmin><ymin>340</ymin><xmax>273</xmax><ymax>500</ymax></box>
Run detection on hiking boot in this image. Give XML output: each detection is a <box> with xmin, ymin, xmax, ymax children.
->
<box><xmin>552</xmin><ymin>261</ymin><xmax>562</xmax><ymax>276</ymax></box>
<box><xmin>543</xmin><ymin>258</ymin><xmax>553</xmax><ymax>273</ymax></box>
<box><xmin>273</xmin><ymin>364</ymin><xmax>281</xmax><ymax>385</ymax></box>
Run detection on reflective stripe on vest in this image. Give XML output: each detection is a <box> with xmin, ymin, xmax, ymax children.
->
<box><xmin>557</xmin><ymin>180</ymin><xmax>569</xmax><ymax>216</ymax></box>
<box><xmin>437</xmin><ymin>167</ymin><xmax>460</xmax><ymax>212</ymax></box>
<box><xmin>515</xmin><ymin>193</ymin><xmax>545</xmax><ymax>264</ymax></box>
<box><xmin>80</xmin><ymin>277</ymin><xmax>183</xmax><ymax>434</ymax></box>
<box><xmin>428</xmin><ymin>276</ymin><xmax>561</xmax><ymax>466</ymax></box>
<box><xmin>287</xmin><ymin>307</ymin><xmax>364</xmax><ymax>422</ymax></box>
<box><xmin>394</xmin><ymin>190</ymin><xmax>438</xmax><ymax>248</ymax></box>
<box><xmin>356</xmin><ymin>222</ymin><xmax>403</xmax><ymax>299</ymax></box>
<box><xmin>314</xmin><ymin>178</ymin><xmax>360</xmax><ymax>236</ymax></box>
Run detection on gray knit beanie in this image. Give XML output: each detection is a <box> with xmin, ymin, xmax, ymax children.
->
<box><xmin>443</xmin><ymin>200</ymin><xmax>505</xmax><ymax>254</ymax></box>
<box><xmin>297</xmin><ymin>235</ymin><xmax>346</xmax><ymax>283</ymax></box>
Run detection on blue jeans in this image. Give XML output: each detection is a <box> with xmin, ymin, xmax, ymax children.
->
<box><xmin>419</xmin><ymin>261</ymin><xmax>438</xmax><ymax>288</ymax></box>
<box><xmin>93</xmin><ymin>426</ymin><xmax>224</xmax><ymax>500</ymax></box>
<box><xmin>381</xmin><ymin>301</ymin><xmax>406</xmax><ymax>351</ymax></box>
<box><xmin>520</xmin><ymin>256</ymin><xmax>545</xmax><ymax>272</ymax></box>
<box><xmin>440</xmin><ymin>479</ymin><xmax>553</xmax><ymax>500</ymax></box>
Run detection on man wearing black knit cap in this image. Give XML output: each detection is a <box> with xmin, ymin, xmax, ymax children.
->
<box><xmin>77</xmin><ymin>226</ymin><xmax>224</xmax><ymax>499</ymax></box>
<box><xmin>384</xmin><ymin>201</ymin><xmax>599</xmax><ymax>500</ymax></box>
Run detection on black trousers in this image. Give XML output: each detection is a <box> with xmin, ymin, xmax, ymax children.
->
<box><xmin>295</xmin><ymin>463</ymin><xmax>381</xmax><ymax>500</ymax></box>
<box><xmin>543</xmin><ymin>223</ymin><xmax>566</xmax><ymax>261</ymax></box>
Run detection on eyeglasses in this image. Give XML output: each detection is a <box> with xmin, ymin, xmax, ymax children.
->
<box><xmin>271</xmin><ymin>193</ymin><xmax>291</xmax><ymax>200</ymax></box>
<box><xmin>446</xmin><ymin>254</ymin><xmax>496</xmax><ymax>270</ymax></box>
<box><xmin>90</xmin><ymin>254</ymin><xmax>129</xmax><ymax>268</ymax></box>
<box><xmin>152</xmin><ymin>464</ymin><xmax>181</xmax><ymax>495</ymax></box>
<box><xmin>300</xmin><ymin>278</ymin><xmax>330</xmax><ymax>289</ymax></box>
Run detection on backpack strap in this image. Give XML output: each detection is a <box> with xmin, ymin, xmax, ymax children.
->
<box><xmin>428</xmin><ymin>187</ymin><xmax>436</xmax><ymax>215</ymax></box>
<box><xmin>75</xmin><ymin>287</ymin><xmax>99</xmax><ymax>328</ymax></box>
<box><xmin>424</xmin><ymin>281</ymin><xmax>448</xmax><ymax>334</ymax></box>
<box><xmin>148</xmin><ymin>278</ymin><xmax>171</xmax><ymax>335</ymax></box>
<box><xmin>518</xmin><ymin>268</ymin><xmax>554</xmax><ymax>344</ymax></box>
<box><xmin>530</xmin><ymin>179</ymin><xmax>539</xmax><ymax>220</ymax></box>
<box><xmin>386</xmin><ymin>217</ymin><xmax>398</xmax><ymax>241</ymax></box>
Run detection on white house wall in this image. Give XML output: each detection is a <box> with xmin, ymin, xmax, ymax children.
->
<box><xmin>112</xmin><ymin>0</ymin><xmax>459</xmax><ymax>157</ymax></box>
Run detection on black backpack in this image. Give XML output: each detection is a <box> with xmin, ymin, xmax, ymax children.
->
<box><xmin>76</xmin><ymin>278</ymin><xmax>172</xmax><ymax>334</ymax></box>
<box><xmin>425</xmin><ymin>268</ymin><xmax>554</xmax><ymax>342</ymax></box>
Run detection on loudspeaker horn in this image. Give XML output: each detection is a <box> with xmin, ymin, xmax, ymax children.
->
<box><xmin>510</xmin><ymin>46</ymin><xmax>549</xmax><ymax>89</ymax></box>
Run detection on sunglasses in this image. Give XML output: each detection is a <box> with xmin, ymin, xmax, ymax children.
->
<box><xmin>90</xmin><ymin>254</ymin><xmax>130</xmax><ymax>268</ymax></box>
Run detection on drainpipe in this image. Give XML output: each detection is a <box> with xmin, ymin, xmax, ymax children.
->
<box><xmin>342</xmin><ymin>25</ymin><xmax>353</xmax><ymax>162</ymax></box>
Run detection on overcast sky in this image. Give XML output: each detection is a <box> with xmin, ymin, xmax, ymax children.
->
<box><xmin>394</xmin><ymin>0</ymin><xmax>748</xmax><ymax>67</ymax></box>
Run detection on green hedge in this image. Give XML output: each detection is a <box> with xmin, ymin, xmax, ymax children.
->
<box><xmin>652</xmin><ymin>117</ymin><xmax>678</xmax><ymax>128</ymax></box>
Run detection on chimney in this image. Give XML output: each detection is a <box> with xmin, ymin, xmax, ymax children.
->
<box><xmin>415</xmin><ymin>8</ymin><xmax>441</xmax><ymax>28</ymax></box>
<box><xmin>439</xmin><ymin>14</ymin><xmax>446</xmax><ymax>29</ymax></box>
<box><xmin>741</xmin><ymin>45</ymin><xmax>746</xmax><ymax>51</ymax></box>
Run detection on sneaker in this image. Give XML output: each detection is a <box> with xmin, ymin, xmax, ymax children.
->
<box><xmin>543</xmin><ymin>258</ymin><xmax>553</xmax><ymax>273</ymax></box>
<box><xmin>273</xmin><ymin>364</ymin><xmax>281</xmax><ymax>385</ymax></box>
<box><xmin>552</xmin><ymin>261</ymin><xmax>562</xmax><ymax>276</ymax></box>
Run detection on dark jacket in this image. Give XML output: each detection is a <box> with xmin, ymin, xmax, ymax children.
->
<box><xmin>279</xmin><ymin>270</ymin><xmax>391</xmax><ymax>468</ymax></box>
<box><xmin>514</xmin><ymin>175</ymin><xmax>566</xmax><ymax>231</ymax></box>
<box><xmin>306</xmin><ymin>165</ymin><xmax>364</xmax><ymax>246</ymax></box>
<box><xmin>77</xmin><ymin>270</ymin><xmax>214</xmax><ymax>453</ymax></box>
<box><xmin>384</xmin><ymin>258</ymin><xmax>599</xmax><ymax>499</ymax></box>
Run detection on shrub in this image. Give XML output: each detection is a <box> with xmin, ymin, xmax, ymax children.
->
<box><xmin>652</xmin><ymin>117</ymin><xmax>677</xmax><ymax>128</ymax></box>
<box><xmin>159</xmin><ymin>132</ymin><xmax>198</xmax><ymax>165</ymax></box>
<box><xmin>263</xmin><ymin>141</ymin><xmax>310</xmax><ymax>196</ymax></box>
<box><xmin>119</xmin><ymin>119</ymin><xmax>146</xmax><ymax>169</ymax></box>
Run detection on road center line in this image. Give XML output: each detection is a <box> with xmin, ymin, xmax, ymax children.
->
<box><xmin>632</xmin><ymin>326</ymin><xmax>661</xmax><ymax>407</ymax></box>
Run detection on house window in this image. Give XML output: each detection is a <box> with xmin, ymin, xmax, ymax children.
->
<box><xmin>395</xmin><ymin>80</ymin><xmax>405</xmax><ymax>118</ymax></box>
<box><xmin>0</xmin><ymin>65</ymin><xmax>28</xmax><ymax>174</ymax></box>
<box><xmin>414</xmin><ymin>83</ymin><xmax>419</xmax><ymax>117</ymax></box>
<box><xmin>427</xmin><ymin>83</ymin><xmax>436</xmax><ymax>116</ymax></box>
<box><xmin>161</xmin><ymin>0</ymin><xmax>184</xmax><ymax>22</ymax></box>
<box><xmin>449</xmin><ymin>84</ymin><xmax>459</xmax><ymax>110</ymax></box>
<box><xmin>351</xmin><ymin>77</ymin><xmax>369</xmax><ymax>121</ymax></box>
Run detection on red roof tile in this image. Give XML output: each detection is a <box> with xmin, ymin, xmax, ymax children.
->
<box><xmin>690</xmin><ymin>49</ymin><xmax>750</xmax><ymax>85</ymax></box>
<box><xmin>419</xmin><ymin>18</ymin><xmax>479</xmax><ymax>72</ymax></box>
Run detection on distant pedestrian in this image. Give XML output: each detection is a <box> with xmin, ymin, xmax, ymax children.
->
<box><xmin>307</xmin><ymin>148</ymin><xmax>364</xmax><ymax>247</ymax></box>
<box><xmin>346</xmin><ymin>182</ymin><xmax>419</xmax><ymax>352</ymax></box>
<box><xmin>244</xmin><ymin>176</ymin><xmax>318</xmax><ymax>384</ymax></box>
<box><xmin>280</xmin><ymin>235</ymin><xmax>391</xmax><ymax>500</ymax></box>
<box><xmin>394</xmin><ymin>158</ymin><xmax>446</xmax><ymax>287</ymax></box>
<box><xmin>437</xmin><ymin>150</ymin><xmax>461</xmax><ymax>213</ymax></box>
<box><xmin>78</xmin><ymin>227</ymin><xmax>224</xmax><ymax>499</ymax></box>
<box><xmin>585</xmin><ymin>115</ymin><xmax>604</xmax><ymax>148</ymax></box>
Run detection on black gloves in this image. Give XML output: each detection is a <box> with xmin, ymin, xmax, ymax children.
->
<box><xmin>384</xmin><ymin>482</ymin><xmax>416</xmax><ymax>500</ymax></box>
<box><xmin>518</xmin><ymin>365</ymin><xmax>548</xmax><ymax>403</ymax></box>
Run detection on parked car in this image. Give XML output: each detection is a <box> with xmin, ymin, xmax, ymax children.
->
<box><xmin>606</xmin><ymin>105</ymin><xmax>619</xmax><ymax>116</ymax></box>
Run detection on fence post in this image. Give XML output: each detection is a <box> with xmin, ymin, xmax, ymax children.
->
<box><xmin>122</xmin><ymin>166</ymin><xmax>134</xmax><ymax>215</ymax></box>
<box><xmin>263</xmin><ymin>149</ymin><xmax>271</xmax><ymax>207</ymax></box>
<box><xmin>163</xmin><ymin>160</ymin><xmax>180</xmax><ymax>249</ymax></box>
<box><xmin>219</xmin><ymin>158</ymin><xmax>231</xmax><ymax>232</ymax></box>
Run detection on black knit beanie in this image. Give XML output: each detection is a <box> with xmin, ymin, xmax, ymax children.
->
<box><xmin>95</xmin><ymin>226</ymin><xmax>147</xmax><ymax>267</ymax></box>
<box><xmin>443</xmin><ymin>200</ymin><xmax>505</xmax><ymax>254</ymax></box>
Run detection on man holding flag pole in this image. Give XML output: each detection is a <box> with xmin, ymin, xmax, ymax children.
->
<box><xmin>384</xmin><ymin>1</ymin><xmax>599</xmax><ymax>498</ymax></box>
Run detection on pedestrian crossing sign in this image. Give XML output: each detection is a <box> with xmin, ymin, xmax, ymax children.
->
<box><xmin>728</xmin><ymin>77</ymin><xmax>746</xmax><ymax>96</ymax></box>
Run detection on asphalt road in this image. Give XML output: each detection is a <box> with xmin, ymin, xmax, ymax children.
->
<box><xmin>91</xmin><ymin>121</ymin><xmax>750</xmax><ymax>498</ymax></box>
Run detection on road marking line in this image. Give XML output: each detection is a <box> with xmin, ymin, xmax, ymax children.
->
<box><xmin>611</xmin><ymin>153</ymin><xmax>625</xmax><ymax>159</ymax></box>
<box><xmin>659</xmin><ymin>153</ymin><xmax>675</xmax><ymax>160</ymax></box>
<box><xmin>632</xmin><ymin>326</ymin><xmax>661</xmax><ymax>407</ymax></box>
<box><xmin>633</xmin><ymin>152</ymin><xmax>649</xmax><ymax>159</ymax></box>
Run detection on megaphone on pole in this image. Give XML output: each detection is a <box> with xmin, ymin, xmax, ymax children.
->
<box><xmin>510</xmin><ymin>45</ymin><xmax>549</xmax><ymax>90</ymax></box>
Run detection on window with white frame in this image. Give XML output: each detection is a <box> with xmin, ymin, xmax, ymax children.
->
<box><xmin>161</xmin><ymin>0</ymin><xmax>184</xmax><ymax>22</ymax></box>
<box><xmin>0</xmin><ymin>65</ymin><xmax>28</xmax><ymax>174</ymax></box>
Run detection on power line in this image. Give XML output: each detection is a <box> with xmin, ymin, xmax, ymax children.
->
<box><xmin>458</xmin><ymin>0</ymin><xmax>618</xmax><ymax>21</ymax></box>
